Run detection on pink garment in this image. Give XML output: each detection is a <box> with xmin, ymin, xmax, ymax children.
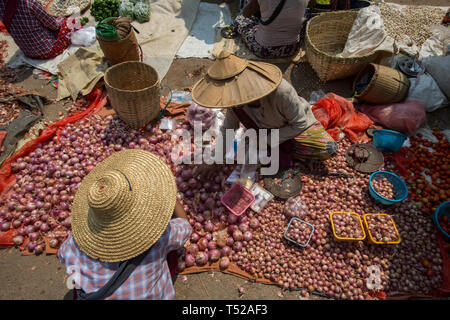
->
<box><xmin>255</xmin><ymin>0</ymin><xmax>306</xmax><ymax>47</ymax></box>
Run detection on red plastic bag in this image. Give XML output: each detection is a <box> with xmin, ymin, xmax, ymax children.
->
<box><xmin>312</xmin><ymin>93</ymin><xmax>373</xmax><ymax>143</ymax></box>
<box><xmin>386</xmin><ymin>147</ymin><xmax>416</xmax><ymax>178</ymax></box>
<box><xmin>0</xmin><ymin>21</ymin><xmax>7</xmax><ymax>34</ymax></box>
<box><xmin>0</xmin><ymin>228</ymin><xmax>16</xmax><ymax>247</ymax></box>
<box><xmin>0</xmin><ymin>89</ymin><xmax>105</xmax><ymax>196</ymax></box>
<box><xmin>0</xmin><ymin>131</ymin><xmax>6</xmax><ymax>147</ymax></box>
<box><xmin>359</xmin><ymin>100</ymin><xmax>426</xmax><ymax>136</ymax></box>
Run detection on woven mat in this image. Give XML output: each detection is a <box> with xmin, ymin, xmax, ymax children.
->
<box><xmin>180</xmin><ymin>260</ymin><xmax>274</xmax><ymax>286</ymax></box>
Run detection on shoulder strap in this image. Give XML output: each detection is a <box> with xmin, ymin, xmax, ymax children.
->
<box><xmin>3</xmin><ymin>0</ymin><xmax>21</xmax><ymax>31</ymax></box>
<box><xmin>76</xmin><ymin>249</ymin><xmax>149</xmax><ymax>300</ymax></box>
<box><xmin>260</xmin><ymin>0</ymin><xmax>287</xmax><ymax>26</ymax></box>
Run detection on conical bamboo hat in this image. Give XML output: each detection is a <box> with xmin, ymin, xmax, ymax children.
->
<box><xmin>192</xmin><ymin>50</ymin><xmax>282</xmax><ymax>108</ymax></box>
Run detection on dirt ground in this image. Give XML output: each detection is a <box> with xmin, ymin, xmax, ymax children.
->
<box><xmin>0</xmin><ymin>0</ymin><xmax>449</xmax><ymax>300</ymax></box>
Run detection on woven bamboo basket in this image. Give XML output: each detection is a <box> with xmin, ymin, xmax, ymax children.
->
<box><xmin>98</xmin><ymin>28</ymin><xmax>140</xmax><ymax>65</ymax></box>
<box><xmin>104</xmin><ymin>62</ymin><xmax>161</xmax><ymax>129</ymax></box>
<box><xmin>353</xmin><ymin>63</ymin><xmax>410</xmax><ymax>105</ymax></box>
<box><xmin>305</xmin><ymin>10</ymin><xmax>379</xmax><ymax>82</ymax></box>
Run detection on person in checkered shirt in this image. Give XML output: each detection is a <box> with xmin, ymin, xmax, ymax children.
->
<box><xmin>0</xmin><ymin>0</ymin><xmax>77</xmax><ymax>59</ymax></box>
<box><xmin>57</xmin><ymin>150</ymin><xmax>192</xmax><ymax>300</ymax></box>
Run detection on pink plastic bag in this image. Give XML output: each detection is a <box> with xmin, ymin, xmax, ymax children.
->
<box><xmin>359</xmin><ymin>100</ymin><xmax>426</xmax><ymax>136</ymax></box>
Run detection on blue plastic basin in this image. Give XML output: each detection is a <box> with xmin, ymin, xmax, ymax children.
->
<box><xmin>373</xmin><ymin>129</ymin><xmax>407</xmax><ymax>153</ymax></box>
<box><xmin>368</xmin><ymin>171</ymin><xmax>408</xmax><ymax>205</ymax></box>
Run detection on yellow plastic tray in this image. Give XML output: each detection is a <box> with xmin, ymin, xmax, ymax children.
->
<box><xmin>363</xmin><ymin>213</ymin><xmax>402</xmax><ymax>245</ymax></box>
<box><xmin>330</xmin><ymin>212</ymin><xmax>366</xmax><ymax>242</ymax></box>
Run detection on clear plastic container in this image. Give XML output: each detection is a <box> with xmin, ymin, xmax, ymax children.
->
<box><xmin>283</xmin><ymin>196</ymin><xmax>308</xmax><ymax>219</ymax></box>
<box><xmin>250</xmin><ymin>184</ymin><xmax>274</xmax><ymax>213</ymax></box>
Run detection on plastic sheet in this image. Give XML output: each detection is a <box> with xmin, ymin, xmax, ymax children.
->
<box><xmin>119</xmin><ymin>0</ymin><xmax>135</xmax><ymax>20</ymax></box>
<box><xmin>359</xmin><ymin>100</ymin><xmax>426</xmax><ymax>136</ymax></box>
<box><xmin>133</xmin><ymin>1</ymin><xmax>150</xmax><ymax>23</ymax></box>
<box><xmin>312</xmin><ymin>93</ymin><xmax>373</xmax><ymax>143</ymax></box>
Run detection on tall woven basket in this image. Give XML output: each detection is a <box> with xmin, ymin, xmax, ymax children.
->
<box><xmin>305</xmin><ymin>10</ymin><xmax>379</xmax><ymax>82</ymax></box>
<box><xmin>353</xmin><ymin>63</ymin><xmax>410</xmax><ymax>105</ymax></box>
<box><xmin>104</xmin><ymin>62</ymin><xmax>161</xmax><ymax>129</ymax></box>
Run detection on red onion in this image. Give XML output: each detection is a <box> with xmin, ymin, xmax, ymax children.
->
<box><xmin>204</xmin><ymin>221</ymin><xmax>214</xmax><ymax>233</ymax></box>
<box><xmin>249</xmin><ymin>218</ymin><xmax>260</xmax><ymax>229</ymax></box>
<box><xmin>49</xmin><ymin>238</ymin><xmax>59</xmax><ymax>248</ymax></box>
<box><xmin>233</xmin><ymin>241</ymin><xmax>243</xmax><ymax>252</ymax></box>
<box><xmin>40</xmin><ymin>223</ymin><xmax>50</xmax><ymax>232</ymax></box>
<box><xmin>27</xmin><ymin>242</ymin><xmax>37</xmax><ymax>252</ymax></box>
<box><xmin>181</xmin><ymin>170</ymin><xmax>193</xmax><ymax>181</ymax></box>
<box><xmin>25</xmin><ymin>225</ymin><xmax>34</xmax><ymax>234</ymax></box>
<box><xmin>188</xmin><ymin>178</ymin><xmax>198</xmax><ymax>188</ymax></box>
<box><xmin>190</xmin><ymin>232</ymin><xmax>200</xmax><ymax>243</ymax></box>
<box><xmin>208</xmin><ymin>249</ymin><xmax>221</xmax><ymax>262</ymax></box>
<box><xmin>198</xmin><ymin>238</ymin><xmax>208</xmax><ymax>251</ymax></box>
<box><xmin>12</xmin><ymin>220</ymin><xmax>22</xmax><ymax>229</ymax></box>
<box><xmin>177</xmin><ymin>260</ymin><xmax>186</xmax><ymax>272</ymax></box>
<box><xmin>13</xmin><ymin>235</ymin><xmax>24</xmax><ymax>246</ymax></box>
<box><xmin>239</xmin><ymin>223</ymin><xmax>249</xmax><ymax>233</ymax></box>
<box><xmin>0</xmin><ymin>222</ymin><xmax>10</xmax><ymax>231</ymax></box>
<box><xmin>195</xmin><ymin>251</ymin><xmax>208</xmax><ymax>266</ymax></box>
<box><xmin>188</xmin><ymin>244</ymin><xmax>199</xmax><ymax>255</ymax></box>
<box><xmin>243</xmin><ymin>230</ymin><xmax>252</xmax><ymax>242</ymax></box>
<box><xmin>205</xmin><ymin>198</ymin><xmax>215</xmax><ymax>210</ymax></box>
<box><xmin>220</xmin><ymin>246</ymin><xmax>231</xmax><ymax>256</ymax></box>
<box><xmin>207</xmin><ymin>241</ymin><xmax>217</xmax><ymax>250</ymax></box>
<box><xmin>233</xmin><ymin>229</ymin><xmax>243</xmax><ymax>241</ymax></box>
<box><xmin>34</xmin><ymin>244</ymin><xmax>44</xmax><ymax>255</ymax></box>
<box><xmin>227</xmin><ymin>214</ymin><xmax>238</xmax><ymax>225</ymax></box>
<box><xmin>29</xmin><ymin>232</ymin><xmax>39</xmax><ymax>242</ymax></box>
<box><xmin>219</xmin><ymin>257</ymin><xmax>230</xmax><ymax>269</ymax></box>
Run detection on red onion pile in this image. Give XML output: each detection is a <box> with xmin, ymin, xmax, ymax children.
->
<box><xmin>0</xmin><ymin>109</ymin><xmax>444</xmax><ymax>300</ymax></box>
<box><xmin>372</xmin><ymin>178</ymin><xmax>396</xmax><ymax>199</ymax></box>
<box><xmin>285</xmin><ymin>219</ymin><xmax>313</xmax><ymax>246</ymax></box>
<box><xmin>186</xmin><ymin>103</ymin><xmax>217</xmax><ymax>131</ymax></box>
<box><xmin>365</xmin><ymin>214</ymin><xmax>400</xmax><ymax>243</ymax></box>
<box><xmin>332</xmin><ymin>213</ymin><xmax>364</xmax><ymax>239</ymax></box>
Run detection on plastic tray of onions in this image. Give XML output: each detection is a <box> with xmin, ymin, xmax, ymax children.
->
<box><xmin>221</xmin><ymin>183</ymin><xmax>255</xmax><ymax>217</ymax></box>
<box><xmin>330</xmin><ymin>212</ymin><xmax>366</xmax><ymax>241</ymax></box>
<box><xmin>363</xmin><ymin>213</ymin><xmax>401</xmax><ymax>245</ymax></box>
<box><xmin>284</xmin><ymin>217</ymin><xmax>314</xmax><ymax>248</ymax></box>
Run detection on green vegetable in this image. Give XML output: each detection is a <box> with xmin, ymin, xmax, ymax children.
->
<box><xmin>119</xmin><ymin>0</ymin><xmax>135</xmax><ymax>20</ymax></box>
<box><xmin>90</xmin><ymin>0</ymin><xmax>120</xmax><ymax>22</ymax></box>
<box><xmin>80</xmin><ymin>17</ymin><xmax>89</xmax><ymax>26</ymax></box>
<box><xmin>133</xmin><ymin>1</ymin><xmax>150</xmax><ymax>23</ymax></box>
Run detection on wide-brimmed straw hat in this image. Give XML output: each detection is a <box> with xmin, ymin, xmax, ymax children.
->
<box><xmin>71</xmin><ymin>149</ymin><xmax>177</xmax><ymax>262</ymax></box>
<box><xmin>192</xmin><ymin>50</ymin><xmax>283</xmax><ymax>108</ymax></box>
